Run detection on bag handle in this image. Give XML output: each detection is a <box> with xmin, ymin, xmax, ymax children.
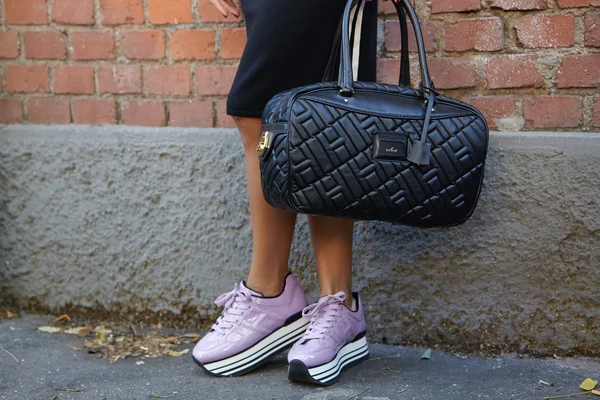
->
<box><xmin>397</xmin><ymin>4</ymin><xmax>411</xmax><ymax>87</ymax></box>
<box><xmin>338</xmin><ymin>0</ymin><xmax>437</xmax><ymax>166</ymax></box>
<box><xmin>323</xmin><ymin>1</ymin><xmax>411</xmax><ymax>87</ymax></box>
<box><xmin>338</xmin><ymin>0</ymin><xmax>434</xmax><ymax>96</ymax></box>
<box><xmin>351</xmin><ymin>0</ymin><xmax>366</xmax><ymax>81</ymax></box>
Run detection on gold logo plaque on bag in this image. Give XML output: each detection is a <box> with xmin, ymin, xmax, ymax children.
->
<box><xmin>256</xmin><ymin>130</ymin><xmax>272</xmax><ymax>157</ymax></box>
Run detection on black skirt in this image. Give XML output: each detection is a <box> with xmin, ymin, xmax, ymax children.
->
<box><xmin>226</xmin><ymin>0</ymin><xmax>378</xmax><ymax>118</ymax></box>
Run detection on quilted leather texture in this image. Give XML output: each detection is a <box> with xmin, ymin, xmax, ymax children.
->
<box><xmin>260</xmin><ymin>81</ymin><xmax>489</xmax><ymax>227</ymax></box>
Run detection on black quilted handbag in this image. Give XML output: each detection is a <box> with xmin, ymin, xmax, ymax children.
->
<box><xmin>257</xmin><ymin>0</ymin><xmax>489</xmax><ymax>228</ymax></box>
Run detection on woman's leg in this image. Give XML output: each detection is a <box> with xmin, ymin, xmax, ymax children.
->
<box><xmin>193</xmin><ymin>117</ymin><xmax>309</xmax><ymax>375</ymax></box>
<box><xmin>288</xmin><ymin>216</ymin><xmax>368</xmax><ymax>385</ymax></box>
<box><xmin>234</xmin><ymin>116</ymin><xmax>297</xmax><ymax>296</ymax></box>
<box><xmin>307</xmin><ymin>215</ymin><xmax>354</xmax><ymax>309</ymax></box>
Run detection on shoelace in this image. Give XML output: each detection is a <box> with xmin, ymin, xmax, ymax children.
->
<box><xmin>210</xmin><ymin>283</ymin><xmax>253</xmax><ymax>335</ymax></box>
<box><xmin>300</xmin><ymin>291</ymin><xmax>347</xmax><ymax>343</ymax></box>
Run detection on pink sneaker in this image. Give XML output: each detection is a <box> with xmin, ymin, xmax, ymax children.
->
<box><xmin>287</xmin><ymin>292</ymin><xmax>369</xmax><ymax>385</ymax></box>
<box><xmin>192</xmin><ymin>273</ymin><xmax>309</xmax><ymax>376</ymax></box>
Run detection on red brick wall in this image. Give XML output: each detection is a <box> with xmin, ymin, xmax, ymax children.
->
<box><xmin>0</xmin><ymin>0</ymin><xmax>598</xmax><ymax>130</ymax></box>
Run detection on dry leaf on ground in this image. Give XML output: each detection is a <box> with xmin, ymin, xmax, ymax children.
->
<box><xmin>84</xmin><ymin>331</ymin><xmax>193</xmax><ymax>363</ymax></box>
<box><xmin>38</xmin><ymin>324</ymin><xmax>110</xmax><ymax>338</ymax></box>
<box><xmin>94</xmin><ymin>325</ymin><xmax>113</xmax><ymax>339</ymax></box>
<box><xmin>52</xmin><ymin>314</ymin><xmax>71</xmax><ymax>324</ymax></box>
<box><xmin>581</xmin><ymin>378</ymin><xmax>598</xmax><ymax>391</ymax></box>
<box><xmin>64</xmin><ymin>326</ymin><xmax>93</xmax><ymax>336</ymax></box>
<box><xmin>37</xmin><ymin>320</ymin><xmax>199</xmax><ymax>364</ymax></box>
<box><xmin>37</xmin><ymin>326</ymin><xmax>62</xmax><ymax>334</ymax></box>
<box><xmin>168</xmin><ymin>349</ymin><xmax>189</xmax><ymax>357</ymax></box>
<box><xmin>179</xmin><ymin>333</ymin><xmax>201</xmax><ymax>341</ymax></box>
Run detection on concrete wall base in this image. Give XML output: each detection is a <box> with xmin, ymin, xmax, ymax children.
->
<box><xmin>1</xmin><ymin>125</ymin><xmax>599</xmax><ymax>355</ymax></box>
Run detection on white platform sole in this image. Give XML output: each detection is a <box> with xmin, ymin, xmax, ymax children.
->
<box><xmin>288</xmin><ymin>335</ymin><xmax>369</xmax><ymax>385</ymax></box>
<box><xmin>195</xmin><ymin>317</ymin><xmax>309</xmax><ymax>377</ymax></box>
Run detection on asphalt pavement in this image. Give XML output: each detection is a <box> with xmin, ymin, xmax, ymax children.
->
<box><xmin>1</xmin><ymin>314</ymin><xmax>598</xmax><ymax>400</ymax></box>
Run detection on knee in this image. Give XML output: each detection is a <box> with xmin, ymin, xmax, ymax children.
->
<box><xmin>232</xmin><ymin>116</ymin><xmax>262</xmax><ymax>152</ymax></box>
<box><xmin>231</xmin><ymin>115</ymin><xmax>247</xmax><ymax>127</ymax></box>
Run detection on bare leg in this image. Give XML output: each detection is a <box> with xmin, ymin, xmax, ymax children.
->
<box><xmin>233</xmin><ymin>116</ymin><xmax>297</xmax><ymax>296</ymax></box>
<box><xmin>308</xmin><ymin>215</ymin><xmax>354</xmax><ymax>309</ymax></box>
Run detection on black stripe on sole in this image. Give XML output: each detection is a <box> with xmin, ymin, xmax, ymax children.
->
<box><xmin>192</xmin><ymin>341</ymin><xmax>289</xmax><ymax>377</ymax></box>
<box><xmin>207</xmin><ymin>323</ymin><xmax>308</xmax><ymax>375</ymax></box>
<box><xmin>192</xmin><ymin>322</ymin><xmax>307</xmax><ymax>377</ymax></box>
<box><xmin>287</xmin><ymin>349</ymin><xmax>370</xmax><ymax>386</ymax></box>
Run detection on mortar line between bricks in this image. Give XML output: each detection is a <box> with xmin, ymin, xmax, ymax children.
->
<box><xmin>5</xmin><ymin>85</ymin><xmax>597</xmax><ymax>98</ymax></box>
<box><xmin>190</xmin><ymin>0</ymin><xmax>201</xmax><ymax>25</ymax></box>
<box><xmin>384</xmin><ymin>48</ymin><xmax>600</xmax><ymax>58</ymax></box>
<box><xmin>215</xmin><ymin>26</ymin><xmax>222</xmax><ymax>59</ymax></box>
<box><xmin>165</xmin><ymin>29</ymin><xmax>171</xmax><ymax>64</ymax></box>
<box><xmin>427</xmin><ymin>9</ymin><xmax>593</xmax><ymax>20</ymax></box>
<box><xmin>573</xmin><ymin>14</ymin><xmax>585</xmax><ymax>49</ymax></box>
<box><xmin>431</xmin><ymin>20</ymin><xmax>441</xmax><ymax>59</ymax></box>
<box><xmin>115</xmin><ymin>96</ymin><xmax>122</xmax><ymax>124</ymax></box>
<box><xmin>11</xmin><ymin>30</ymin><xmax>25</xmax><ymax>64</ymax></box>
<box><xmin>22</xmin><ymin>91</ymin><xmax>28</xmax><ymax>122</ymax></box>
<box><xmin>436</xmin><ymin>48</ymin><xmax>600</xmax><ymax>58</ymax></box>
<box><xmin>211</xmin><ymin>97</ymin><xmax>217</xmax><ymax>128</ymax></box>
<box><xmin>583</xmin><ymin>95</ymin><xmax>594</xmax><ymax>128</ymax></box>
<box><xmin>164</xmin><ymin>99</ymin><xmax>170</xmax><ymax>127</ymax></box>
<box><xmin>48</xmin><ymin>65</ymin><xmax>55</xmax><ymax>94</ymax></box>
<box><xmin>141</xmin><ymin>64</ymin><xmax>148</xmax><ymax>97</ymax></box>
<box><xmin>68</xmin><ymin>95</ymin><xmax>74</xmax><ymax>123</ymax></box>
<box><xmin>64</xmin><ymin>29</ymin><xmax>72</xmax><ymax>62</ymax></box>
<box><xmin>190</xmin><ymin>62</ymin><xmax>197</xmax><ymax>98</ymax></box>
<box><xmin>6</xmin><ymin>28</ymin><xmax>598</xmax><ymax>57</ymax></box>
<box><xmin>3</xmin><ymin>22</ymin><xmax>259</xmax><ymax>31</ymax></box>
<box><xmin>3</xmin><ymin>92</ymin><xmax>232</xmax><ymax>100</ymax></box>
<box><xmin>0</xmin><ymin>64</ymin><xmax>6</xmax><ymax>96</ymax></box>
<box><xmin>93</xmin><ymin>65</ymin><xmax>98</xmax><ymax>96</ymax></box>
<box><xmin>0</xmin><ymin>0</ymin><xmax>5</xmax><ymax>25</ymax></box>
<box><xmin>47</xmin><ymin>0</ymin><xmax>53</xmax><ymax>25</ymax></box>
<box><xmin>93</xmin><ymin>0</ymin><xmax>101</xmax><ymax>28</ymax></box>
<box><xmin>142</xmin><ymin>0</ymin><xmax>150</xmax><ymax>28</ymax></box>
<box><xmin>514</xmin><ymin>98</ymin><xmax>524</xmax><ymax>122</ymax></box>
<box><xmin>2</xmin><ymin>60</ymin><xmax>244</xmax><ymax>69</ymax></box>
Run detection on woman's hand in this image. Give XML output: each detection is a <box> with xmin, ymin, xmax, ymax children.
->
<box><xmin>208</xmin><ymin>0</ymin><xmax>240</xmax><ymax>18</ymax></box>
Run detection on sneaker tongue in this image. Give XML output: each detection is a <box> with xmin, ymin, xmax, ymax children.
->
<box><xmin>240</xmin><ymin>281</ymin><xmax>263</xmax><ymax>297</ymax></box>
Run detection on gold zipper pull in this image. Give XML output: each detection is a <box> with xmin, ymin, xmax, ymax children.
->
<box><xmin>256</xmin><ymin>130</ymin><xmax>272</xmax><ymax>156</ymax></box>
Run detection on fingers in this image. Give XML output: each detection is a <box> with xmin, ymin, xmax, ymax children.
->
<box><xmin>222</xmin><ymin>0</ymin><xmax>241</xmax><ymax>17</ymax></box>
<box><xmin>209</xmin><ymin>0</ymin><xmax>228</xmax><ymax>17</ymax></box>
<box><xmin>209</xmin><ymin>0</ymin><xmax>239</xmax><ymax>18</ymax></box>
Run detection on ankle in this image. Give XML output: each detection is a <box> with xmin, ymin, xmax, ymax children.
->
<box><xmin>320</xmin><ymin>288</ymin><xmax>353</xmax><ymax>310</ymax></box>
<box><xmin>245</xmin><ymin>279</ymin><xmax>285</xmax><ymax>297</ymax></box>
<box><xmin>343</xmin><ymin>295</ymin><xmax>354</xmax><ymax>310</ymax></box>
